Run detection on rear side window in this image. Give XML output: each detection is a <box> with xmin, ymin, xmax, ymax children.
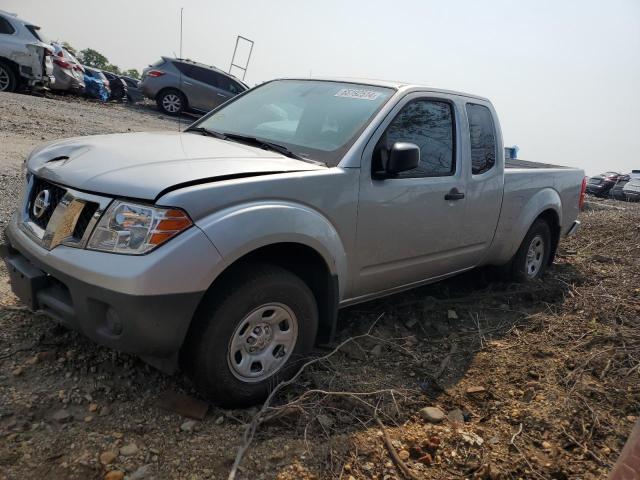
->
<box><xmin>218</xmin><ymin>76</ymin><xmax>243</xmax><ymax>94</ymax></box>
<box><xmin>173</xmin><ymin>61</ymin><xmax>195</xmax><ymax>77</ymax></box>
<box><xmin>466</xmin><ymin>104</ymin><xmax>496</xmax><ymax>175</ymax></box>
<box><xmin>188</xmin><ymin>65</ymin><xmax>222</xmax><ymax>87</ymax></box>
<box><xmin>26</xmin><ymin>25</ymin><xmax>48</xmax><ymax>43</ymax></box>
<box><xmin>0</xmin><ymin>16</ymin><xmax>15</xmax><ymax>34</ymax></box>
<box><xmin>378</xmin><ymin>99</ymin><xmax>455</xmax><ymax>178</ymax></box>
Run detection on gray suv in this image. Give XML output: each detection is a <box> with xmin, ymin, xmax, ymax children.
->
<box><xmin>141</xmin><ymin>57</ymin><xmax>248</xmax><ymax>115</ymax></box>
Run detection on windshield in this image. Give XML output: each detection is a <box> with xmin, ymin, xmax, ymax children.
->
<box><xmin>193</xmin><ymin>80</ymin><xmax>395</xmax><ymax>165</ymax></box>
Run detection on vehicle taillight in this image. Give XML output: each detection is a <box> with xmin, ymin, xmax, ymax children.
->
<box><xmin>147</xmin><ymin>70</ymin><xmax>165</xmax><ymax>78</ymax></box>
<box><xmin>53</xmin><ymin>58</ymin><xmax>72</xmax><ymax>70</ymax></box>
<box><xmin>579</xmin><ymin>176</ymin><xmax>587</xmax><ymax>210</ymax></box>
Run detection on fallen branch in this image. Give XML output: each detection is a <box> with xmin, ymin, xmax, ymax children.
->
<box><xmin>227</xmin><ymin>313</ymin><xmax>385</xmax><ymax>480</ymax></box>
<box><xmin>375</xmin><ymin>413</ymin><xmax>420</xmax><ymax>480</ymax></box>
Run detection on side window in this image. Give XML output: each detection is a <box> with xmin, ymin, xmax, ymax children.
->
<box><xmin>173</xmin><ymin>62</ymin><xmax>196</xmax><ymax>78</ymax></box>
<box><xmin>219</xmin><ymin>76</ymin><xmax>242</xmax><ymax>94</ymax></box>
<box><xmin>377</xmin><ymin>99</ymin><xmax>455</xmax><ymax>178</ymax></box>
<box><xmin>195</xmin><ymin>67</ymin><xmax>223</xmax><ymax>87</ymax></box>
<box><xmin>466</xmin><ymin>104</ymin><xmax>496</xmax><ymax>175</ymax></box>
<box><xmin>0</xmin><ymin>16</ymin><xmax>15</xmax><ymax>34</ymax></box>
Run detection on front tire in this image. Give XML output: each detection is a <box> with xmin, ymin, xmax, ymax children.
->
<box><xmin>511</xmin><ymin>219</ymin><xmax>552</xmax><ymax>282</ymax></box>
<box><xmin>183</xmin><ymin>264</ymin><xmax>318</xmax><ymax>407</ymax></box>
<box><xmin>0</xmin><ymin>61</ymin><xmax>18</xmax><ymax>92</ymax></box>
<box><xmin>156</xmin><ymin>89</ymin><xmax>185</xmax><ymax>115</ymax></box>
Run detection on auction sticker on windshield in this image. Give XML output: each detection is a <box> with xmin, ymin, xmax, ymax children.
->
<box><xmin>334</xmin><ymin>88</ymin><xmax>381</xmax><ymax>100</ymax></box>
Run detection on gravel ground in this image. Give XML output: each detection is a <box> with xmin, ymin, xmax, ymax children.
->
<box><xmin>1</xmin><ymin>92</ymin><xmax>638</xmax><ymax>480</ymax></box>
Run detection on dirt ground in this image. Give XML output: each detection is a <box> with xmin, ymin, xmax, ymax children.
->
<box><xmin>1</xmin><ymin>91</ymin><xmax>638</xmax><ymax>480</ymax></box>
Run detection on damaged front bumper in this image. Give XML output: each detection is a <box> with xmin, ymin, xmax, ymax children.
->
<box><xmin>1</xmin><ymin>214</ymin><xmax>220</xmax><ymax>372</ymax></box>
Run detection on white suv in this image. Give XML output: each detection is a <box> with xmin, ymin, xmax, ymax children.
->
<box><xmin>0</xmin><ymin>10</ymin><xmax>54</xmax><ymax>92</ymax></box>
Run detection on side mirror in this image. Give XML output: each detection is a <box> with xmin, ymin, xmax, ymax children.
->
<box><xmin>386</xmin><ymin>142</ymin><xmax>420</xmax><ymax>175</ymax></box>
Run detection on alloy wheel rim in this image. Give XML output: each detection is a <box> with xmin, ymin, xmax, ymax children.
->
<box><xmin>0</xmin><ymin>67</ymin><xmax>10</xmax><ymax>91</ymax></box>
<box><xmin>525</xmin><ymin>234</ymin><xmax>545</xmax><ymax>278</ymax></box>
<box><xmin>227</xmin><ymin>303</ymin><xmax>298</xmax><ymax>383</ymax></box>
<box><xmin>162</xmin><ymin>94</ymin><xmax>181</xmax><ymax>113</ymax></box>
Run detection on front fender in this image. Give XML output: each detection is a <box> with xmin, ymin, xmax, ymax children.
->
<box><xmin>195</xmin><ymin>201</ymin><xmax>348</xmax><ymax>297</ymax></box>
<box><xmin>490</xmin><ymin>187</ymin><xmax>562</xmax><ymax>265</ymax></box>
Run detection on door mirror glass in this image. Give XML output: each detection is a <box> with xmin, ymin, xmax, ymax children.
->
<box><xmin>386</xmin><ymin>142</ymin><xmax>420</xmax><ymax>175</ymax></box>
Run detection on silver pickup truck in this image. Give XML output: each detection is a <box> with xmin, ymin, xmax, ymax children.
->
<box><xmin>2</xmin><ymin>79</ymin><xmax>586</xmax><ymax>406</ymax></box>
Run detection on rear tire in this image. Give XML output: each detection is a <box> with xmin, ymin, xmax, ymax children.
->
<box><xmin>156</xmin><ymin>89</ymin><xmax>185</xmax><ymax>115</ymax></box>
<box><xmin>511</xmin><ymin>219</ymin><xmax>552</xmax><ymax>282</ymax></box>
<box><xmin>0</xmin><ymin>61</ymin><xmax>18</xmax><ymax>93</ymax></box>
<box><xmin>182</xmin><ymin>264</ymin><xmax>318</xmax><ymax>407</ymax></box>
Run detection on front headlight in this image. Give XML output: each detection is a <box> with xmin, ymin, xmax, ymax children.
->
<box><xmin>87</xmin><ymin>200</ymin><xmax>192</xmax><ymax>254</ymax></box>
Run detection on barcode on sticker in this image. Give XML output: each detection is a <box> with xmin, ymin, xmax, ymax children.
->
<box><xmin>334</xmin><ymin>88</ymin><xmax>381</xmax><ymax>100</ymax></box>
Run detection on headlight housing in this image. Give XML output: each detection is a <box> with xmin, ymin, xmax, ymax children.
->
<box><xmin>87</xmin><ymin>200</ymin><xmax>192</xmax><ymax>255</ymax></box>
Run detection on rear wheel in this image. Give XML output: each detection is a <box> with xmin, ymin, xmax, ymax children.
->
<box><xmin>511</xmin><ymin>219</ymin><xmax>552</xmax><ymax>282</ymax></box>
<box><xmin>183</xmin><ymin>264</ymin><xmax>318</xmax><ymax>407</ymax></box>
<box><xmin>156</xmin><ymin>89</ymin><xmax>185</xmax><ymax>115</ymax></box>
<box><xmin>0</xmin><ymin>61</ymin><xmax>17</xmax><ymax>92</ymax></box>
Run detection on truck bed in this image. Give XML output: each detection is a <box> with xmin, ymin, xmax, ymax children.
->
<box><xmin>505</xmin><ymin>158</ymin><xmax>569</xmax><ymax>169</ymax></box>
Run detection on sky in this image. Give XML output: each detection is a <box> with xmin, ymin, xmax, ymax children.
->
<box><xmin>3</xmin><ymin>0</ymin><xmax>639</xmax><ymax>175</ymax></box>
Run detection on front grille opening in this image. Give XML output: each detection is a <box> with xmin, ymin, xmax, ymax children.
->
<box><xmin>72</xmin><ymin>202</ymin><xmax>99</xmax><ymax>240</ymax></box>
<box><xmin>27</xmin><ymin>178</ymin><xmax>67</xmax><ymax>229</ymax></box>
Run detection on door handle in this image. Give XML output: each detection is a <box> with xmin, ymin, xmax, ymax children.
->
<box><xmin>216</xmin><ymin>93</ymin><xmax>227</xmax><ymax>97</ymax></box>
<box><xmin>444</xmin><ymin>188</ymin><xmax>465</xmax><ymax>201</ymax></box>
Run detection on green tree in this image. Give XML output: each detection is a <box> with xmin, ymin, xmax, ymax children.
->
<box><xmin>78</xmin><ymin>48</ymin><xmax>109</xmax><ymax>70</ymax></box>
<box><xmin>105</xmin><ymin>64</ymin><xmax>121</xmax><ymax>74</ymax></box>
<box><xmin>123</xmin><ymin>69</ymin><xmax>140</xmax><ymax>79</ymax></box>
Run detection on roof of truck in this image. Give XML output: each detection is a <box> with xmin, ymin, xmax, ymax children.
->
<box><xmin>281</xmin><ymin>77</ymin><xmax>491</xmax><ymax>102</ymax></box>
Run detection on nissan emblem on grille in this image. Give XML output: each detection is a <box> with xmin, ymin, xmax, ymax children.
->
<box><xmin>32</xmin><ymin>190</ymin><xmax>51</xmax><ymax>219</ymax></box>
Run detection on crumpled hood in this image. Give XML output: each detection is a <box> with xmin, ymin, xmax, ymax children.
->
<box><xmin>27</xmin><ymin>131</ymin><xmax>323</xmax><ymax>200</ymax></box>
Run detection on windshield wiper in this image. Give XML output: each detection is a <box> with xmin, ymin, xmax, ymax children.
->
<box><xmin>184</xmin><ymin>126</ymin><xmax>227</xmax><ymax>139</ymax></box>
<box><xmin>222</xmin><ymin>133</ymin><xmax>307</xmax><ymax>161</ymax></box>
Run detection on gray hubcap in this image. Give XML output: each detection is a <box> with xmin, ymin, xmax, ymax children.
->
<box><xmin>227</xmin><ymin>303</ymin><xmax>298</xmax><ymax>383</ymax></box>
<box><xmin>525</xmin><ymin>234</ymin><xmax>545</xmax><ymax>278</ymax></box>
<box><xmin>0</xmin><ymin>66</ymin><xmax>10</xmax><ymax>91</ymax></box>
<box><xmin>162</xmin><ymin>93</ymin><xmax>181</xmax><ymax>113</ymax></box>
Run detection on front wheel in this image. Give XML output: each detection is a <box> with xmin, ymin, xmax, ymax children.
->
<box><xmin>182</xmin><ymin>264</ymin><xmax>318</xmax><ymax>407</ymax></box>
<box><xmin>511</xmin><ymin>219</ymin><xmax>552</xmax><ymax>282</ymax></box>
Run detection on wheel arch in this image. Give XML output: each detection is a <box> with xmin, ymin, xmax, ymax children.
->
<box><xmin>181</xmin><ymin>241</ymin><xmax>339</xmax><ymax>364</ymax></box>
<box><xmin>487</xmin><ymin>187</ymin><xmax>563</xmax><ymax>266</ymax></box>
<box><xmin>536</xmin><ymin>208</ymin><xmax>561</xmax><ymax>265</ymax></box>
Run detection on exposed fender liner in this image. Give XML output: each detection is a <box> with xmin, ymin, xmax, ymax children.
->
<box><xmin>154</xmin><ymin>171</ymin><xmax>305</xmax><ymax>201</ymax></box>
<box><xmin>317</xmin><ymin>273</ymin><xmax>339</xmax><ymax>346</ymax></box>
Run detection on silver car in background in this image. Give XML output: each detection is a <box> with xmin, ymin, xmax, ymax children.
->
<box><xmin>622</xmin><ymin>170</ymin><xmax>640</xmax><ymax>201</ymax></box>
<box><xmin>0</xmin><ymin>10</ymin><xmax>54</xmax><ymax>92</ymax></box>
<box><xmin>141</xmin><ymin>56</ymin><xmax>248</xmax><ymax>115</ymax></box>
<box><xmin>50</xmin><ymin>44</ymin><xmax>85</xmax><ymax>92</ymax></box>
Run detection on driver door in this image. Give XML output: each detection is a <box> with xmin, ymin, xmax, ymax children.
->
<box><xmin>353</xmin><ymin>94</ymin><xmax>475</xmax><ymax>297</ymax></box>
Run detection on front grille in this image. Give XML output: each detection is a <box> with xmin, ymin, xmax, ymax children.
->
<box><xmin>27</xmin><ymin>177</ymin><xmax>67</xmax><ymax>229</ymax></box>
<box><xmin>72</xmin><ymin>202</ymin><xmax>99</xmax><ymax>239</ymax></box>
<box><xmin>20</xmin><ymin>176</ymin><xmax>111</xmax><ymax>250</ymax></box>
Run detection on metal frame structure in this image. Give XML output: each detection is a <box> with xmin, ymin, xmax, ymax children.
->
<box><xmin>229</xmin><ymin>35</ymin><xmax>254</xmax><ymax>81</ymax></box>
